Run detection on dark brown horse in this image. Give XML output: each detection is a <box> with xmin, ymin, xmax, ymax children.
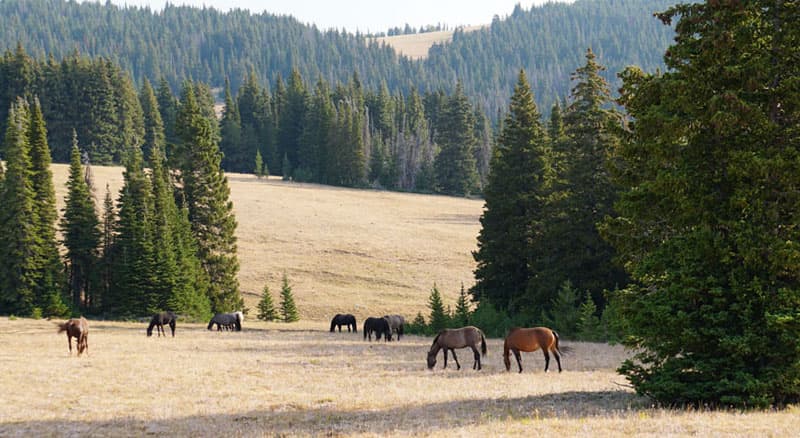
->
<box><xmin>147</xmin><ymin>311</ymin><xmax>177</xmax><ymax>337</ymax></box>
<box><xmin>57</xmin><ymin>317</ymin><xmax>89</xmax><ymax>356</ymax></box>
<box><xmin>426</xmin><ymin>326</ymin><xmax>487</xmax><ymax>370</ymax></box>
<box><xmin>503</xmin><ymin>327</ymin><xmax>571</xmax><ymax>373</ymax></box>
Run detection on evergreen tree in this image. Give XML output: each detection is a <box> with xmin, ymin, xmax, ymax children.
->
<box><xmin>453</xmin><ymin>283</ymin><xmax>471</xmax><ymax>327</ymax></box>
<box><xmin>156</xmin><ymin>77</ymin><xmax>179</xmax><ymax>149</ymax></box>
<box><xmin>472</xmin><ymin>70</ymin><xmax>552</xmax><ymax>317</ymax></box>
<box><xmin>99</xmin><ymin>183</ymin><xmax>116</xmax><ymax>313</ymax></box>
<box><xmin>545</xmin><ymin>48</ymin><xmax>626</xmax><ymax>310</ymax></box>
<box><xmin>176</xmin><ymin>81</ymin><xmax>243</xmax><ymax>313</ymax></box>
<box><xmin>577</xmin><ymin>290</ymin><xmax>602</xmax><ymax>342</ymax></box>
<box><xmin>276</xmin><ymin>69</ymin><xmax>307</xmax><ymax>176</ymax></box>
<box><xmin>148</xmin><ymin>144</ymin><xmax>180</xmax><ymax>312</ymax></box>
<box><xmin>601</xmin><ymin>1</ymin><xmax>800</xmax><ymax>407</ymax></box>
<box><xmin>427</xmin><ymin>283</ymin><xmax>449</xmax><ymax>333</ymax></box>
<box><xmin>257</xmin><ymin>283</ymin><xmax>278</xmax><ymax>321</ymax></box>
<box><xmin>61</xmin><ymin>134</ymin><xmax>101</xmax><ymax>312</ymax></box>
<box><xmin>279</xmin><ymin>273</ymin><xmax>299</xmax><ymax>322</ymax></box>
<box><xmin>254</xmin><ymin>150</ymin><xmax>264</xmax><ymax>178</ymax></box>
<box><xmin>433</xmin><ymin>82</ymin><xmax>479</xmax><ymax>195</ymax></box>
<box><xmin>108</xmin><ymin>146</ymin><xmax>155</xmax><ymax>317</ymax></box>
<box><xmin>139</xmin><ymin>79</ymin><xmax>165</xmax><ymax>165</ymax></box>
<box><xmin>541</xmin><ymin>280</ymin><xmax>581</xmax><ymax>337</ymax></box>
<box><xmin>0</xmin><ymin>100</ymin><xmax>38</xmax><ymax>315</ymax></box>
<box><xmin>219</xmin><ymin>77</ymin><xmax>243</xmax><ymax>172</ymax></box>
<box><xmin>27</xmin><ymin>98</ymin><xmax>67</xmax><ymax>316</ymax></box>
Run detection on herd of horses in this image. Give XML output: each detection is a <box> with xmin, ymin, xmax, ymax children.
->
<box><xmin>57</xmin><ymin>311</ymin><xmax>571</xmax><ymax>373</ymax></box>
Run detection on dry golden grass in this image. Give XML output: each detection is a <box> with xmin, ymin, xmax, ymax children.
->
<box><xmin>374</xmin><ymin>26</ymin><xmax>485</xmax><ymax>60</ymax></box>
<box><xmin>2</xmin><ymin>317</ymin><xmax>798</xmax><ymax>437</ymax></box>
<box><xmin>51</xmin><ymin>163</ymin><xmax>483</xmax><ymax>321</ymax></box>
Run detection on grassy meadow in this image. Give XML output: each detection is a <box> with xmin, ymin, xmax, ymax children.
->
<box><xmin>3</xmin><ymin>163</ymin><xmax>797</xmax><ymax>435</ymax></box>
<box><xmin>2</xmin><ymin>318</ymin><xmax>799</xmax><ymax>436</ymax></box>
<box><xmin>374</xmin><ymin>26</ymin><xmax>484</xmax><ymax>60</ymax></box>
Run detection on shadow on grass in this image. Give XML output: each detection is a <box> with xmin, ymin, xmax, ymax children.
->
<box><xmin>1</xmin><ymin>390</ymin><xmax>646</xmax><ymax>436</ymax></box>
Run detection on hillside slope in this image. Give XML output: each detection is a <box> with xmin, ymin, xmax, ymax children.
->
<box><xmin>51</xmin><ymin>164</ymin><xmax>483</xmax><ymax>321</ymax></box>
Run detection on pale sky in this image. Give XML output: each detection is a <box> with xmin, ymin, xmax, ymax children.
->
<box><xmin>99</xmin><ymin>0</ymin><xmax>570</xmax><ymax>34</ymax></box>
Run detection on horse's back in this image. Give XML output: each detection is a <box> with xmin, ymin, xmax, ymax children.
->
<box><xmin>505</xmin><ymin>326</ymin><xmax>555</xmax><ymax>351</ymax></box>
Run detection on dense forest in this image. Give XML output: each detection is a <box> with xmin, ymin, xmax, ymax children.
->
<box><xmin>0</xmin><ymin>0</ymin><xmax>675</xmax><ymax>118</ymax></box>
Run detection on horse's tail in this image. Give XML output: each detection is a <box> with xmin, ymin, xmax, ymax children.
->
<box><xmin>330</xmin><ymin>317</ymin><xmax>336</xmax><ymax>332</ymax></box>
<box><xmin>234</xmin><ymin>313</ymin><xmax>242</xmax><ymax>331</ymax></box>
<box><xmin>480</xmin><ymin>330</ymin><xmax>487</xmax><ymax>356</ymax></box>
<box><xmin>552</xmin><ymin>330</ymin><xmax>572</xmax><ymax>354</ymax></box>
<box><xmin>363</xmin><ymin>321</ymin><xmax>368</xmax><ymax>340</ymax></box>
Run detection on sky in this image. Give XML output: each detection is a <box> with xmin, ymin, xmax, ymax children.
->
<box><xmin>100</xmin><ymin>0</ymin><xmax>568</xmax><ymax>34</ymax></box>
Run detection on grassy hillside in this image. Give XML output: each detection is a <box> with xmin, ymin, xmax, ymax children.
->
<box><xmin>374</xmin><ymin>26</ymin><xmax>484</xmax><ymax>60</ymax></box>
<box><xmin>51</xmin><ymin>164</ymin><xmax>483</xmax><ymax>321</ymax></box>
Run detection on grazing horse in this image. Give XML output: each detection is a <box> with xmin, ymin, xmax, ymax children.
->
<box><xmin>207</xmin><ymin>312</ymin><xmax>242</xmax><ymax>331</ymax></box>
<box><xmin>427</xmin><ymin>326</ymin><xmax>487</xmax><ymax>370</ymax></box>
<box><xmin>330</xmin><ymin>314</ymin><xmax>357</xmax><ymax>332</ymax></box>
<box><xmin>147</xmin><ymin>311</ymin><xmax>177</xmax><ymax>337</ymax></box>
<box><xmin>363</xmin><ymin>316</ymin><xmax>392</xmax><ymax>341</ymax></box>
<box><xmin>503</xmin><ymin>327</ymin><xmax>571</xmax><ymax>373</ymax></box>
<box><xmin>383</xmin><ymin>314</ymin><xmax>405</xmax><ymax>341</ymax></box>
<box><xmin>57</xmin><ymin>317</ymin><xmax>89</xmax><ymax>356</ymax></box>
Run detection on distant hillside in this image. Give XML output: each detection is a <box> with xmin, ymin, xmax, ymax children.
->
<box><xmin>0</xmin><ymin>0</ymin><xmax>675</xmax><ymax>118</ymax></box>
<box><xmin>374</xmin><ymin>26</ymin><xmax>484</xmax><ymax>60</ymax></box>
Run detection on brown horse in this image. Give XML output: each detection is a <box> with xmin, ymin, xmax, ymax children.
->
<box><xmin>57</xmin><ymin>317</ymin><xmax>89</xmax><ymax>356</ymax></box>
<box><xmin>427</xmin><ymin>326</ymin><xmax>487</xmax><ymax>370</ymax></box>
<box><xmin>503</xmin><ymin>327</ymin><xmax>570</xmax><ymax>373</ymax></box>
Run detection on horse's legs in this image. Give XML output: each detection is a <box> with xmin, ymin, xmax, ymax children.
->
<box><xmin>470</xmin><ymin>345</ymin><xmax>481</xmax><ymax>370</ymax></box>
<box><xmin>543</xmin><ymin>350</ymin><xmax>551</xmax><ymax>372</ymax></box>
<box><xmin>553</xmin><ymin>350</ymin><xmax>562</xmax><ymax>372</ymax></box>
<box><xmin>170</xmin><ymin>322</ymin><xmax>175</xmax><ymax>337</ymax></box>
<box><xmin>67</xmin><ymin>333</ymin><xmax>72</xmax><ymax>354</ymax></box>
<box><xmin>513</xmin><ymin>349</ymin><xmax>523</xmax><ymax>373</ymax></box>
<box><xmin>450</xmin><ymin>349</ymin><xmax>461</xmax><ymax>370</ymax></box>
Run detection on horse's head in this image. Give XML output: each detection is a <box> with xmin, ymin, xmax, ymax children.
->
<box><xmin>426</xmin><ymin>350</ymin><xmax>437</xmax><ymax>369</ymax></box>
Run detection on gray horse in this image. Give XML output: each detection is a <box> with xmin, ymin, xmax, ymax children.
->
<box><xmin>207</xmin><ymin>312</ymin><xmax>242</xmax><ymax>331</ymax></box>
<box><xmin>383</xmin><ymin>314</ymin><xmax>405</xmax><ymax>341</ymax></box>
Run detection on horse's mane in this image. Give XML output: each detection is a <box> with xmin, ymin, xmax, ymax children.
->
<box><xmin>431</xmin><ymin>332</ymin><xmax>441</xmax><ymax>346</ymax></box>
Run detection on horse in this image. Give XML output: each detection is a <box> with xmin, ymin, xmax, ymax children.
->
<box><xmin>363</xmin><ymin>316</ymin><xmax>392</xmax><ymax>341</ymax></box>
<box><xmin>383</xmin><ymin>314</ymin><xmax>405</xmax><ymax>341</ymax></box>
<box><xmin>330</xmin><ymin>314</ymin><xmax>357</xmax><ymax>332</ymax></box>
<box><xmin>426</xmin><ymin>326</ymin><xmax>487</xmax><ymax>370</ymax></box>
<box><xmin>207</xmin><ymin>312</ymin><xmax>242</xmax><ymax>331</ymax></box>
<box><xmin>57</xmin><ymin>317</ymin><xmax>89</xmax><ymax>356</ymax></box>
<box><xmin>147</xmin><ymin>311</ymin><xmax>177</xmax><ymax>337</ymax></box>
<box><xmin>503</xmin><ymin>326</ymin><xmax>571</xmax><ymax>373</ymax></box>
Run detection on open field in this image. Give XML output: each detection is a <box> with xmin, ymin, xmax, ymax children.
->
<box><xmin>374</xmin><ymin>26</ymin><xmax>484</xmax><ymax>60</ymax></box>
<box><xmin>2</xmin><ymin>318</ymin><xmax>798</xmax><ymax>437</ymax></box>
<box><xmin>51</xmin><ymin>163</ymin><xmax>483</xmax><ymax>321</ymax></box>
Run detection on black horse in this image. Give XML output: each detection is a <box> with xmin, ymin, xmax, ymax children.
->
<box><xmin>207</xmin><ymin>312</ymin><xmax>242</xmax><ymax>331</ymax></box>
<box><xmin>147</xmin><ymin>311</ymin><xmax>177</xmax><ymax>337</ymax></box>
<box><xmin>330</xmin><ymin>314</ymin><xmax>357</xmax><ymax>333</ymax></box>
<box><xmin>363</xmin><ymin>316</ymin><xmax>392</xmax><ymax>342</ymax></box>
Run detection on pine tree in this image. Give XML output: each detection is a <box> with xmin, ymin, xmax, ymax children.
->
<box><xmin>27</xmin><ymin>98</ymin><xmax>67</xmax><ymax>317</ymax></box>
<box><xmin>156</xmin><ymin>77</ymin><xmax>179</xmax><ymax>148</ymax></box>
<box><xmin>99</xmin><ymin>183</ymin><xmax>116</xmax><ymax>313</ymax></box>
<box><xmin>139</xmin><ymin>79</ymin><xmax>165</xmax><ymax>165</ymax></box>
<box><xmin>279</xmin><ymin>273</ymin><xmax>299</xmax><ymax>322</ymax></box>
<box><xmin>433</xmin><ymin>82</ymin><xmax>479</xmax><ymax>196</ymax></box>
<box><xmin>254</xmin><ymin>150</ymin><xmax>264</xmax><ymax>178</ymax></box>
<box><xmin>257</xmin><ymin>283</ymin><xmax>278</xmax><ymax>321</ymax></box>
<box><xmin>0</xmin><ymin>100</ymin><xmax>38</xmax><ymax>315</ymax></box>
<box><xmin>219</xmin><ymin>77</ymin><xmax>243</xmax><ymax>172</ymax></box>
<box><xmin>602</xmin><ymin>1</ymin><xmax>800</xmax><ymax>407</ymax></box>
<box><xmin>108</xmin><ymin>146</ymin><xmax>155</xmax><ymax>317</ymax></box>
<box><xmin>472</xmin><ymin>70</ymin><xmax>552</xmax><ymax>317</ymax></box>
<box><xmin>453</xmin><ymin>283</ymin><xmax>471</xmax><ymax>327</ymax></box>
<box><xmin>176</xmin><ymin>81</ymin><xmax>243</xmax><ymax>313</ymax></box>
<box><xmin>427</xmin><ymin>283</ymin><xmax>449</xmax><ymax>333</ymax></box>
<box><xmin>61</xmin><ymin>134</ymin><xmax>101</xmax><ymax>312</ymax></box>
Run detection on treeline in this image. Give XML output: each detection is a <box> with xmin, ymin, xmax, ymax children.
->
<box><xmin>0</xmin><ymin>0</ymin><xmax>674</xmax><ymax>119</ymax></box>
<box><xmin>0</xmin><ymin>47</ymin><xmax>492</xmax><ymax>195</ymax></box>
<box><xmin>0</xmin><ymin>80</ymin><xmax>243</xmax><ymax>320</ymax></box>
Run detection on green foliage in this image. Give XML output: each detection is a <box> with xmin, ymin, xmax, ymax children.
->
<box><xmin>257</xmin><ymin>283</ymin><xmax>278</xmax><ymax>322</ymax></box>
<box><xmin>602</xmin><ymin>1</ymin><xmax>800</xmax><ymax>407</ymax></box>
<box><xmin>469</xmin><ymin>299</ymin><xmax>519</xmax><ymax>338</ymax></box>
<box><xmin>453</xmin><ymin>284</ymin><xmax>471</xmax><ymax>327</ymax></box>
<box><xmin>427</xmin><ymin>283</ymin><xmax>449</xmax><ymax>333</ymax></box>
<box><xmin>404</xmin><ymin>312</ymin><xmax>429</xmax><ymax>336</ymax></box>
<box><xmin>433</xmin><ymin>82</ymin><xmax>479</xmax><ymax>196</ymax></box>
<box><xmin>577</xmin><ymin>291</ymin><xmax>603</xmax><ymax>342</ymax></box>
<box><xmin>541</xmin><ymin>280</ymin><xmax>581</xmax><ymax>338</ymax></box>
<box><xmin>61</xmin><ymin>136</ymin><xmax>101</xmax><ymax>313</ymax></box>
<box><xmin>279</xmin><ymin>273</ymin><xmax>299</xmax><ymax>323</ymax></box>
<box><xmin>254</xmin><ymin>150</ymin><xmax>264</xmax><ymax>178</ymax></box>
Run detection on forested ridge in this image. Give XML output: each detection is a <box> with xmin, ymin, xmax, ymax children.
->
<box><xmin>0</xmin><ymin>0</ymin><xmax>674</xmax><ymax>117</ymax></box>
